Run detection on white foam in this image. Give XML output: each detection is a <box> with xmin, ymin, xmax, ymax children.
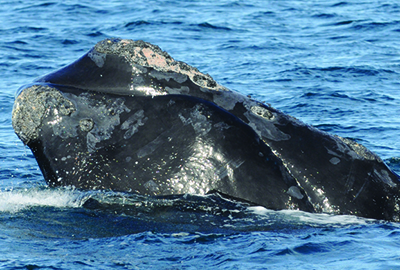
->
<box><xmin>248</xmin><ymin>206</ymin><xmax>374</xmax><ymax>225</ymax></box>
<box><xmin>0</xmin><ymin>187</ymin><xmax>85</xmax><ymax>213</ymax></box>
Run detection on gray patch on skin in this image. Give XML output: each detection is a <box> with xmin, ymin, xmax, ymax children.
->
<box><xmin>136</xmin><ymin>134</ymin><xmax>165</xmax><ymax>158</ymax></box>
<box><xmin>86</xmin><ymin>133</ymin><xmax>100</xmax><ymax>153</ymax></box>
<box><xmin>86</xmin><ymin>104</ymin><xmax>125</xmax><ymax>152</ymax></box>
<box><xmin>12</xmin><ymin>85</ymin><xmax>75</xmax><ymax>144</ymax></box>
<box><xmin>149</xmin><ymin>69</ymin><xmax>188</xmax><ymax>83</ymax></box>
<box><xmin>178</xmin><ymin>104</ymin><xmax>212</xmax><ymax>136</ymax></box>
<box><xmin>213</xmin><ymin>122</ymin><xmax>230</xmax><ymax>131</ymax></box>
<box><xmin>121</xmin><ymin>110</ymin><xmax>148</xmax><ymax>139</ymax></box>
<box><xmin>62</xmin><ymin>92</ymin><xmax>130</xmax><ymax>153</ymax></box>
<box><xmin>287</xmin><ymin>186</ymin><xmax>304</xmax><ymax>200</ymax></box>
<box><xmin>51</xmin><ymin>117</ymin><xmax>78</xmax><ymax>139</ymax></box>
<box><xmin>213</xmin><ymin>91</ymin><xmax>245</xmax><ymax>111</ymax></box>
<box><xmin>131</xmin><ymin>73</ymin><xmax>146</xmax><ymax>86</ymax></box>
<box><xmin>131</xmin><ymin>63</ymin><xmax>148</xmax><ymax>74</ymax></box>
<box><xmin>88</xmin><ymin>49</ymin><xmax>106</xmax><ymax>68</ymax></box>
<box><xmin>165</xmin><ymin>86</ymin><xmax>190</xmax><ymax>95</ymax></box>
<box><xmin>330</xmin><ymin>157</ymin><xmax>341</xmax><ymax>165</ymax></box>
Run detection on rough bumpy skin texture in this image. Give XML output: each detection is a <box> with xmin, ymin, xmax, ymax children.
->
<box><xmin>12</xmin><ymin>85</ymin><xmax>75</xmax><ymax>145</ymax></box>
<box><xmin>95</xmin><ymin>39</ymin><xmax>224</xmax><ymax>91</ymax></box>
<box><xmin>12</xmin><ymin>38</ymin><xmax>400</xmax><ymax>221</ymax></box>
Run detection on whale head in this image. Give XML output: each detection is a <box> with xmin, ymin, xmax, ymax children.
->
<box><xmin>12</xmin><ymin>38</ymin><xmax>400</xmax><ymax>221</ymax></box>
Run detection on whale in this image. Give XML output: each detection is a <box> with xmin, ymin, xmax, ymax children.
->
<box><xmin>12</xmin><ymin>38</ymin><xmax>400</xmax><ymax>221</ymax></box>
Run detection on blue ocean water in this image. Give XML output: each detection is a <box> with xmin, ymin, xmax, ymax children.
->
<box><xmin>1</xmin><ymin>0</ymin><xmax>400</xmax><ymax>269</ymax></box>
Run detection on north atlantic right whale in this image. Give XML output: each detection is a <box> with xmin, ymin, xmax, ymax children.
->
<box><xmin>12</xmin><ymin>38</ymin><xmax>400</xmax><ymax>221</ymax></box>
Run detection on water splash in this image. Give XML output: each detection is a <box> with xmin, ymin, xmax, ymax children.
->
<box><xmin>248</xmin><ymin>206</ymin><xmax>375</xmax><ymax>226</ymax></box>
<box><xmin>0</xmin><ymin>187</ymin><xmax>85</xmax><ymax>213</ymax></box>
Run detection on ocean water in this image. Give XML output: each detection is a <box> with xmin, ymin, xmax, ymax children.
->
<box><xmin>1</xmin><ymin>0</ymin><xmax>400</xmax><ymax>269</ymax></box>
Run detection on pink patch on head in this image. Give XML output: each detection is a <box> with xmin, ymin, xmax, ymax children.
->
<box><xmin>120</xmin><ymin>39</ymin><xmax>131</xmax><ymax>46</ymax></box>
<box><xmin>142</xmin><ymin>48</ymin><xmax>168</xmax><ymax>68</ymax></box>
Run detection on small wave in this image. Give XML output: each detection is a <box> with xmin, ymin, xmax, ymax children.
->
<box><xmin>125</xmin><ymin>20</ymin><xmax>151</xmax><ymax>28</ymax></box>
<box><xmin>14</xmin><ymin>2</ymin><xmax>57</xmax><ymax>11</ymax></box>
<box><xmin>7</xmin><ymin>26</ymin><xmax>48</xmax><ymax>34</ymax></box>
<box><xmin>0</xmin><ymin>187</ymin><xmax>85</xmax><ymax>213</ymax></box>
<box><xmin>331</xmin><ymin>2</ymin><xmax>349</xmax><ymax>7</ymax></box>
<box><xmin>311</xmin><ymin>13</ymin><xmax>337</xmax><ymax>19</ymax></box>
<box><xmin>386</xmin><ymin>157</ymin><xmax>400</xmax><ymax>173</ymax></box>
<box><xmin>326</xmin><ymin>19</ymin><xmax>400</xmax><ymax>32</ymax></box>
<box><xmin>318</xmin><ymin>66</ymin><xmax>381</xmax><ymax>76</ymax></box>
<box><xmin>124</xmin><ymin>20</ymin><xmax>183</xmax><ymax>30</ymax></box>
<box><xmin>195</xmin><ymin>22</ymin><xmax>232</xmax><ymax>31</ymax></box>
<box><xmin>61</xmin><ymin>39</ymin><xmax>78</xmax><ymax>45</ymax></box>
<box><xmin>351</xmin><ymin>21</ymin><xmax>400</xmax><ymax>31</ymax></box>
<box><xmin>86</xmin><ymin>31</ymin><xmax>105</xmax><ymax>37</ymax></box>
<box><xmin>334</xmin><ymin>20</ymin><xmax>354</xmax><ymax>26</ymax></box>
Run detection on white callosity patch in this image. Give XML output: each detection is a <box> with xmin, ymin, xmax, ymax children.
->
<box><xmin>211</xmin><ymin>87</ymin><xmax>293</xmax><ymax>143</ymax></box>
<box><xmin>93</xmin><ymin>39</ymin><xmax>296</xmax><ymax>148</ymax></box>
<box><xmin>79</xmin><ymin>118</ymin><xmax>94</xmax><ymax>132</ymax></box>
<box><xmin>12</xmin><ymin>85</ymin><xmax>75</xmax><ymax>145</ymax></box>
<box><xmin>250</xmin><ymin>105</ymin><xmax>274</xmax><ymax>120</ymax></box>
